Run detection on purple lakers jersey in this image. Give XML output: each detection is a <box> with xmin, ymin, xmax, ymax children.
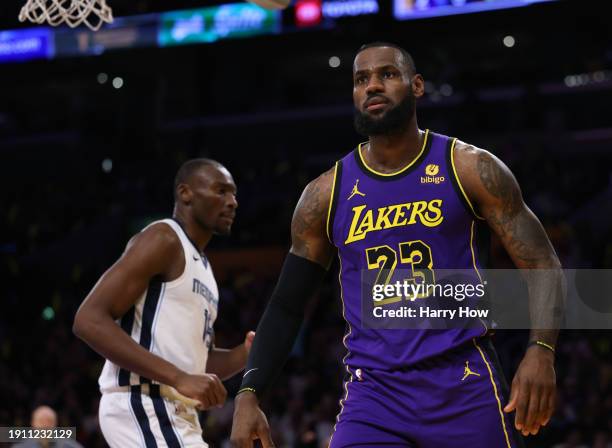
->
<box><xmin>328</xmin><ymin>130</ymin><xmax>489</xmax><ymax>370</ymax></box>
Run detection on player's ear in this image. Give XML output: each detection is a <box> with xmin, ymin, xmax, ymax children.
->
<box><xmin>176</xmin><ymin>183</ymin><xmax>193</xmax><ymax>204</ymax></box>
<box><xmin>411</xmin><ymin>74</ymin><xmax>425</xmax><ymax>99</ymax></box>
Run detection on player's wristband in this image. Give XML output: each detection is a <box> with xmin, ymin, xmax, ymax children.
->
<box><xmin>236</xmin><ymin>387</ymin><xmax>257</xmax><ymax>396</ymax></box>
<box><xmin>527</xmin><ymin>340</ymin><xmax>555</xmax><ymax>354</ymax></box>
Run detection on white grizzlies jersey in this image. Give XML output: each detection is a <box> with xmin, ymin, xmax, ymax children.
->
<box><xmin>99</xmin><ymin>219</ymin><xmax>218</xmax><ymax>392</ymax></box>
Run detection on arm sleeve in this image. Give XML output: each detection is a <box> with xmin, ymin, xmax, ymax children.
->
<box><xmin>238</xmin><ymin>252</ymin><xmax>327</xmax><ymax>398</ymax></box>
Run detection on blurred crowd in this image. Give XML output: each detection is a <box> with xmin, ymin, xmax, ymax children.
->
<box><xmin>2</xmin><ymin>129</ymin><xmax>612</xmax><ymax>447</ymax></box>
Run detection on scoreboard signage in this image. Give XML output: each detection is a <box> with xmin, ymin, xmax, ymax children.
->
<box><xmin>0</xmin><ymin>28</ymin><xmax>53</xmax><ymax>62</ymax></box>
<box><xmin>322</xmin><ymin>0</ymin><xmax>379</xmax><ymax>19</ymax></box>
<box><xmin>393</xmin><ymin>0</ymin><xmax>555</xmax><ymax>21</ymax></box>
<box><xmin>159</xmin><ymin>4</ymin><xmax>281</xmax><ymax>46</ymax></box>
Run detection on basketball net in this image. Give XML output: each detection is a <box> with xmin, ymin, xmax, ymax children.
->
<box><xmin>19</xmin><ymin>0</ymin><xmax>114</xmax><ymax>31</ymax></box>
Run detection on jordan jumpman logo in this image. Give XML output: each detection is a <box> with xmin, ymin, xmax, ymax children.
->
<box><xmin>348</xmin><ymin>179</ymin><xmax>366</xmax><ymax>200</ymax></box>
<box><xmin>461</xmin><ymin>361</ymin><xmax>481</xmax><ymax>381</ymax></box>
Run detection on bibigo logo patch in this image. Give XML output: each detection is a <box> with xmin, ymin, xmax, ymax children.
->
<box><xmin>421</xmin><ymin>164</ymin><xmax>445</xmax><ymax>184</ymax></box>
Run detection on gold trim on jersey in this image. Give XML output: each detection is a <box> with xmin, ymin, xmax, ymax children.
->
<box><xmin>450</xmin><ymin>138</ymin><xmax>485</xmax><ymax>220</ymax></box>
<box><xmin>326</xmin><ymin>162</ymin><xmax>339</xmax><ymax>243</ymax></box>
<box><xmin>329</xmin><ymin>255</ymin><xmax>354</xmax><ymax>445</ymax></box>
<box><xmin>470</xmin><ymin>220</ymin><xmax>483</xmax><ymax>284</ymax></box>
<box><xmin>473</xmin><ymin>339</ymin><xmax>512</xmax><ymax>448</ymax></box>
<box><xmin>358</xmin><ymin>129</ymin><xmax>430</xmax><ymax>177</ymax></box>
<box><xmin>470</xmin><ymin>220</ymin><xmax>489</xmax><ymax>336</ymax></box>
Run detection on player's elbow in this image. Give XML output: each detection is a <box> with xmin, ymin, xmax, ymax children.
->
<box><xmin>72</xmin><ymin>308</ymin><xmax>88</xmax><ymax>340</ymax></box>
<box><xmin>72</xmin><ymin>304</ymin><xmax>100</xmax><ymax>342</ymax></box>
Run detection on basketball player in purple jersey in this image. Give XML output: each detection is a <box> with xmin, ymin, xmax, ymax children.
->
<box><xmin>230</xmin><ymin>43</ymin><xmax>564</xmax><ymax>447</ymax></box>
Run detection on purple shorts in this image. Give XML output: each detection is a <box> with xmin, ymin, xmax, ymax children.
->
<box><xmin>329</xmin><ymin>338</ymin><xmax>524</xmax><ymax>448</ymax></box>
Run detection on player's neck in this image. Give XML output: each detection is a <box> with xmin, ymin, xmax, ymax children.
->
<box><xmin>366</xmin><ymin>119</ymin><xmax>423</xmax><ymax>171</ymax></box>
<box><xmin>172</xmin><ymin>211</ymin><xmax>212</xmax><ymax>253</ymax></box>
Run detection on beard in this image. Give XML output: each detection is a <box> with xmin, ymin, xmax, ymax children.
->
<box><xmin>354</xmin><ymin>91</ymin><xmax>416</xmax><ymax>137</ymax></box>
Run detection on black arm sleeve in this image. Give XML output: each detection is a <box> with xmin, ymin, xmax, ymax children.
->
<box><xmin>238</xmin><ymin>252</ymin><xmax>327</xmax><ymax>398</ymax></box>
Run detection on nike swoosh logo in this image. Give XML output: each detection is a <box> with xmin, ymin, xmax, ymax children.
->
<box><xmin>243</xmin><ymin>368</ymin><xmax>258</xmax><ymax>378</ymax></box>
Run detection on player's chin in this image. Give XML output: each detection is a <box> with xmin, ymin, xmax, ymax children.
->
<box><xmin>213</xmin><ymin>224</ymin><xmax>233</xmax><ymax>236</ymax></box>
<box><xmin>363</xmin><ymin>108</ymin><xmax>387</xmax><ymax>119</ymax></box>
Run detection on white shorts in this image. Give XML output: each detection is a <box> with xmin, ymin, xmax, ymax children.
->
<box><xmin>99</xmin><ymin>385</ymin><xmax>208</xmax><ymax>448</ymax></box>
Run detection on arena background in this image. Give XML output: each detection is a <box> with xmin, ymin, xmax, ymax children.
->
<box><xmin>1</xmin><ymin>0</ymin><xmax>611</xmax><ymax>446</ymax></box>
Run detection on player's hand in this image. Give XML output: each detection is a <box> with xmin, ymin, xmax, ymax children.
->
<box><xmin>243</xmin><ymin>331</ymin><xmax>256</xmax><ymax>354</ymax></box>
<box><xmin>504</xmin><ymin>346</ymin><xmax>556</xmax><ymax>436</ymax></box>
<box><xmin>230</xmin><ymin>391</ymin><xmax>275</xmax><ymax>448</ymax></box>
<box><xmin>174</xmin><ymin>372</ymin><xmax>227</xmax><ymax>410</ymax></box>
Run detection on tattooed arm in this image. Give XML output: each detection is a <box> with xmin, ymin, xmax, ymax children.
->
<box><xmin>290</xmin><ymin>167</ymin><xmax>337</xmax><ymax>266</ymax></box>
<box><xmin>454</xmin><ymin>141</ymin><xmax>565</xmax><ymax>437</ymax></box>
<box><xmin>231</xmin><ymin>169</ymin><xmax>335</xmax><ymax>448</ymax></box>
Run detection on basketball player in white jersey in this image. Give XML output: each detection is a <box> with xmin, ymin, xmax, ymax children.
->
<box><xmin>73</xmin><ymin>158</ymin><xmax>253</xmax><ymax>447</ymax></box>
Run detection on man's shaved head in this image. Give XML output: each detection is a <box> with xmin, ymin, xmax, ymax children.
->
<box><xmin>173</xmin><ymin>157</ymin><xmax>238</xmax><ymax>235</ymax></box>
<box><xmin>355</xmin><ymin>42</ymin><xmax>416</xmax><ymax>76</ymax></box>
<box><xmin>174</xmin><ymin>158</ymin><xmax>223</xmax><ymax>199</ymax></box>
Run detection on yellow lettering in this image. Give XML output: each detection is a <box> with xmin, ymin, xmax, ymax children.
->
<box><xmin>391</xmin><ymin>204</ymin><xmax>409</xmax><ymax>227</ymax></box>
<box><xmin>345</xmin><ymin>205</ymin><xmax>367</xmax><ymax>244</ymax></box>
<box><xmin>356</xmin><ymin>209</ymin><xmax>375</xmax><ymax>235</ymax></box>
<box><xmin>407</xmin><ymin>201</ymin><xmax>427</xmax><ymax>224</ymax></box>
<box><xmin>374</xmin><ymin>206</ymin><xmax>394</xmax><ymax>230</ymax></box>
<box><xmin>424</xmin><ymin>199</ymin><xmax>444</xmax><ymax>227</ymax></box>
<box><xmin>344</xmin><ymin>200</ymin><xmax>444</xmax><ymax>245</ymax></box>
